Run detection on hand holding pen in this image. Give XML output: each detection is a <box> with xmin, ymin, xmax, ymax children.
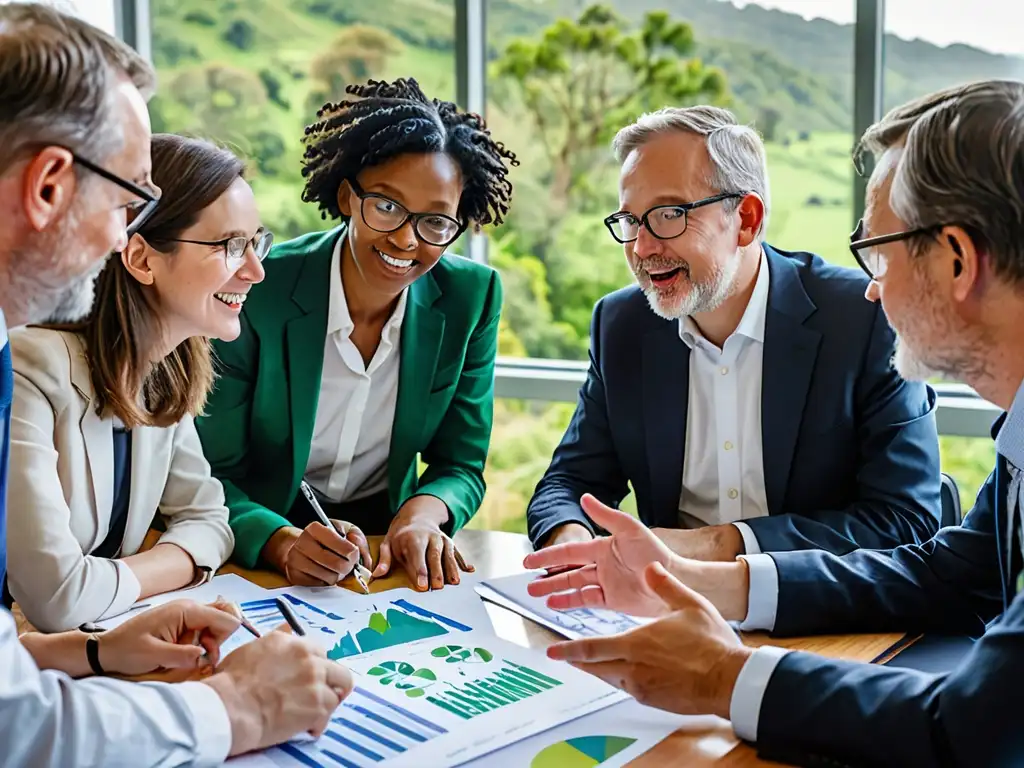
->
<box><xmin>297</xmin><ymin>480</ymin><xmax>372</xmax><ymax>593</ymax></box>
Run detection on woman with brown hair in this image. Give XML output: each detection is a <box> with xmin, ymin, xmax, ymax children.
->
<box><xmin>4</xmin><ymin>133</ymin><xmax>269</xmax><ymax>632</ymax></box>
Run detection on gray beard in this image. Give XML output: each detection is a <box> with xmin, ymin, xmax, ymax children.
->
<box><xmin>2</xmin><ymin>204</ymin><xmax>105</xmax><ymax>326</ymax></box>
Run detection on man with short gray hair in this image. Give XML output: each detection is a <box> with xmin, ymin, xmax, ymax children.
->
<box><xmin>529</xmin><ymin>79</ymin><xmax>1024</xmax><ymax>766</ymax></box>
<box><xmin>0</xmin><ymin>5</ymin><xmax>353</xmax><ymax>766</ymax></box>
<box><xmin>527</xmin><ymin>104</ymin><xmax>941</xmax><ymax>560</ymax></box>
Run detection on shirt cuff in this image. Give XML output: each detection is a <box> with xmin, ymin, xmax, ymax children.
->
<box><xmin>736</xmin><ymin>554</ymin><xmax>779</xmax><ymax>631</ymax></box>
<box><xmin>174</xmin><ymin>681</ymin><xmax>233</xmax><ymax>767</ymax></box>
<box><xmin>732</xmin><ymin>522</ymin><xmax>761</xmax><ymax>555</ymax></box>
<box><xmin>729</xmin><ymin>646</ymin><xmax>791</xmax><ymax>742</ymax></box>
<box><xmin>96</xmin><ymin>561</ymin><xmax>143</xmax><ymax>621</ymax></box>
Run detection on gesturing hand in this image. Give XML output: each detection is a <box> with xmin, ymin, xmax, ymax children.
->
<box><xmin>374</xmin><ymin>495</ymin><xmax>474</xmax><ymax>591</ymax></box>
<box><xmin>523</xmin><ymin>494</ymin><xmax>680</xmax><ymax>617</ymax></box>
<box><xmin>100</xmin><ymin>599</ymin><xmax>241</xmax><ymax>676</ymax></box>
<box><xmin>547</xmin><ymin>562</ymin><xmax>751</xmax><ymax>720</ymax></box>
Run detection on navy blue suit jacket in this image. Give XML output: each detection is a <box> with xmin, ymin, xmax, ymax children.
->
<box><xmin>757</xmin><ymin>418</ymin><xmax>1020</xmax><ymax>767</ymax></box>
<box><xmin>526</xmin><ymin>245</ymin><xmax>941</xmax><ymax>552</ymax></box>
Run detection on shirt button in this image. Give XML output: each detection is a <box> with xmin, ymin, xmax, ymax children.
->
<box><xmin>724</xmin><ymin>441</ymin><xmax>733</xmax><ymax>451</ymax></box>
<box><xmin>720</xmin><ymin>366</ymin><xmax>729</xmax><ymax>375</ymax></box>
<box><xmin>728</xmin><ymin>488</ymin><xmax>739</xmax><ymax>499</ymax></box>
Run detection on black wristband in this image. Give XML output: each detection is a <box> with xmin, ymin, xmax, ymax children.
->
<box><xmin>85</xmin><ymin>634</ymin><xmax>105</xmax><ymax>675</ymax></box>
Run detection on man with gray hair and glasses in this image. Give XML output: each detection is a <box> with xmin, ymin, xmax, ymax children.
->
<box><xmin>527</xmin><ymin>104</ymin><xmax>941</xmax><ymax>562</ymax></box>
<box><xmin>0</xmin><ymin>5</ymin><xmax>353</xmax><ymax>766</ymax></box>
<box><xmin>529</xmin><ymin>79</ymin><xmax>1024</xmax><ymax>766</ymax></box>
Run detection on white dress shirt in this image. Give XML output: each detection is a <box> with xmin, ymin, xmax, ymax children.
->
<box><xmin>305</xmin><ymin>237</ymin><xmax>407</xmax><ymax>502</ymax></box>
<box><xmin>0</xmin><ymin>610</ymin><xmax>231</xmax><ymax>767</ymax></box>
<box><xmin>678</xmin><ymin>248</ymin><xmax>770</xmax><ymax>554</ymax></box>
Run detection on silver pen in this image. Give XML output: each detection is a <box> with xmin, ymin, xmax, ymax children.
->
<box><xmin>299</xmin><ymin>480</ymin><xmax>371</xmax><ymax>594</ymax></box>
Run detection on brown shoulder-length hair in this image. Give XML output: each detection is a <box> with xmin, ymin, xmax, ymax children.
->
<box><xmin>46</xmin><ymin>134</ymin><xmax>246</xmax><ymax>428</ymax></box>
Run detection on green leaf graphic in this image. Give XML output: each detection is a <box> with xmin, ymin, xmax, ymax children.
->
<box><xmin>367</xmin><ymin>612</ymin><xmax>390</xmax><ymax>635</ymax></box>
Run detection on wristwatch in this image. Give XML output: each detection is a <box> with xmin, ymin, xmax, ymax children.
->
<box><xmin>85</xmin><ymin>632</ymin><xmax>105</xmax><ymax>675</ymax></box>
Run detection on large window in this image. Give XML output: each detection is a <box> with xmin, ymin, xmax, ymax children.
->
<box><xmin>479</xmin><ymin>1</ymin><xmax>856</xmax><ymax>533</ymax></box>
<box><xmin>149</xmin><ymin>0</ymin><xmax>455</xmax><ymax>242</ymax></box>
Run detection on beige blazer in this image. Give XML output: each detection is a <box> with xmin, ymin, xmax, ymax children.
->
<box><xmin>6</xmin><ymin>327</ymin><xmax>233</xmax><ymax>632</ymax></box>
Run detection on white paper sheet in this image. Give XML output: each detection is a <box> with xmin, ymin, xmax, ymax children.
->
<box><xmin>456</xmin><ymin>698</ymin><xmax>726</xmax><ymax>768</ymax></box>
<box><xmin>476</xmin><ymin>572</ymin><xmax>652</xmax><ymax>640</ymax></box>
<box><xmin>245</xmin><ymin>629</ymin><xmax>628</xmax><ymax>767</ymax></box>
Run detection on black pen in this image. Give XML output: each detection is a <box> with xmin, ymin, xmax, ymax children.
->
<box><xmin>275</xmin><ymin>596</ymin><xmax>307</xmax><ymax>636</ymax></box>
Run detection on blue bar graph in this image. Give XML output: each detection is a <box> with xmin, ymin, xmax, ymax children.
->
<box><xmin>391</xmin><ymin>598</ymin><xmax>473</xmax><ymax>631</ymax></box>
<box><xmin>350</xmin><ymin>686</ymin><xmax>448</xmax><ymax>734</ymax></box>
<box><xmin>267</xmin><ymin>685</ymin><xmax>447</xmax><ymax>767</ymax></box>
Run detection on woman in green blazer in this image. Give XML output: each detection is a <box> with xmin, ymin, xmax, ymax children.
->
<box><xmin>195</xmin><ymin>78</ymin><xmax>518</xmax><ymax>591</ymax></box>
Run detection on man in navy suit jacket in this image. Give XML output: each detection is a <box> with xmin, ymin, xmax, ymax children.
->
<box><xmin>528</xmin><ymin>105</ymin><xmax>940</xmax><ymax>558</ymax></box>
<box><xmin>528</xmin><ymin>80</ymin><xmax>1024</xmax><ymax>767</ymax></box>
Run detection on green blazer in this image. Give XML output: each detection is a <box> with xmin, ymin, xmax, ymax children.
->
<box><xmin>195</xmin><ymin>224</ymin><xmax>503</xmax><ymax>568</ymax></box>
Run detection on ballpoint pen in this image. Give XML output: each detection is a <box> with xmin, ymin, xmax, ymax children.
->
<box><xmin>299</xmin><ymin>480</ymin><xmax>371</xmax><ymax>594</ymax></box>
<box><xmin>216</xmin><ymin>594</ymin><xmax>262</xmax><ymax>638</ymax></box>
<box><xmin>274</xmin><ymin>597</ymin><xmax>307</xmax><ymax>636</ymax></box>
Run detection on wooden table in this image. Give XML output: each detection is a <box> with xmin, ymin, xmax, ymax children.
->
<box><xmin>216</xmin><ymin>529</ymin><xmax>904</xmax><ymax>768</ymax></box>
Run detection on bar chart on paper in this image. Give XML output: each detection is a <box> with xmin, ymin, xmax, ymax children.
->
<box><xmin>262</xmin><ymin>686</ymin><xmax>448</xmax><ymax>768</ymax></box>
<box><xmin>238</xmin><ymin>593</ymin><xmax>474</xmax><ymax>660</ymax></box>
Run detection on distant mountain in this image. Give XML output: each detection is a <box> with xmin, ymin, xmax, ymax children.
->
<box><xmin>489</xmin><ymin>0</ymin><xmax>1024</xmax><ymax>133</ymax></box>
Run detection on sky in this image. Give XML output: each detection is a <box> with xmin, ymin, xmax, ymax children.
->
<box><xmin>728</xmin><ymin>0</ymin><xmax>1024</xmax><ymax>57</ymax></box>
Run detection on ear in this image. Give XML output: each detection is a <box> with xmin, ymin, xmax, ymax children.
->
<box><xmin>21</xmin><ymin>147</ymin><xmax>77</xmax><ymax>233</ymax></box>
<box><xmin>336</xmin><ymin>180</ymin><xmax>354</xmax><ymax>218</ymax></box>
<box><xmin>735</xmin><ymin>193</ymin><xmax>766</xmax><ymax>248</ymax></box>
<box><xmin>121</xmin><ymin>234</ymin><xmax>156</xmax><ymax>286</ymax></box>
<box><xmin>941</xmin><ymin>225</ymin><xmax>981</xmax><ymax>304</ymax></box>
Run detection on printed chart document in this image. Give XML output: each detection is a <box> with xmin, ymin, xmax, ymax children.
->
<box><xmin>458</xmin><ymin>698</ymin><xmax>724</xmax><ymax>768</ymax></box>
<box><xmin>476</xmin><ymin>571</ymin><xmax>652</xmax><ymax>640</ymax></box>
<box><xmin>246</xmin><ymin>629</ymin><xmax>628</xmax><ymax>767</ymax></box>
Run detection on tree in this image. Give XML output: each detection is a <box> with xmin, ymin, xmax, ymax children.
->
<box><xmin>491</xmin><ymin>4</ymin><xmax>728</xmax><ymax>219</ymax></box>
<box><xmin>306</xmin><ymin>25</ymin><xmax>403</xmax><ymax>113</ymax></box>
<box><xmin>757</xmin><ymin>105</ymin><xmax>782</xmax><ymax>142</ymax></box>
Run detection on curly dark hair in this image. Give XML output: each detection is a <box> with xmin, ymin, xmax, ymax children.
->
<box><xmin>301</xmin><ymin>77</ymin><xmax>518</xmax><ymax>229</ymax></box>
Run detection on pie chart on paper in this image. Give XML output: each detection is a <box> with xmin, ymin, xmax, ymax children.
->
<box><xmin>530</xmin><ymin>735</ymin><xmax>638</xmax><ymax>767</ymax></box>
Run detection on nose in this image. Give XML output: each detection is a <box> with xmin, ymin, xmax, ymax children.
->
<box><xmin>864</xmin><ymin>279</ymin><xmax>880</xmax><ymax>303</ymax></box>
<box><xmin>238</xmin><ymin>242</ymin><xmax>266</xmax><ymax>284</ymax></box>
<box><xmin>387</xmin><ymin>220</ymin><xmax>418</xmax><ymax>252</ymax></box>
<box><xmin>631</xmin><ymin>225</ymin><xmax>663</xmax><ymax>261</ymax></box>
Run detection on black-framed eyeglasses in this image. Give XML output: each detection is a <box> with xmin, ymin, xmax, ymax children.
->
<box><xmin>71</xmin><ymin>152</ymin><xmax>160</xmax><ymax>237</ymax></box>
<box><xmin>849</xmin><ymin>218</ymin><xmax>940</xmax><ymax>279</ymax></box>
<box><xmin>169</xmin><ymin>229</ymin><xmax>274</xmax><ymax>272</ymax></box>
<box><xmin>348</xmin><ymin>179</ymin><xmax>465</xmax><ymax>247</ymax></box>
<box><xmin>603</xmin><ymin>192</ymin><xmax>747</xmax><ymax>244</ymax></box>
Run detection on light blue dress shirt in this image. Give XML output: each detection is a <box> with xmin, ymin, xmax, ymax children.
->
<box><xmin>729</xmin><ymin>377</ymin><xmax>1024</xmax><ymax>742</ymax></box>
